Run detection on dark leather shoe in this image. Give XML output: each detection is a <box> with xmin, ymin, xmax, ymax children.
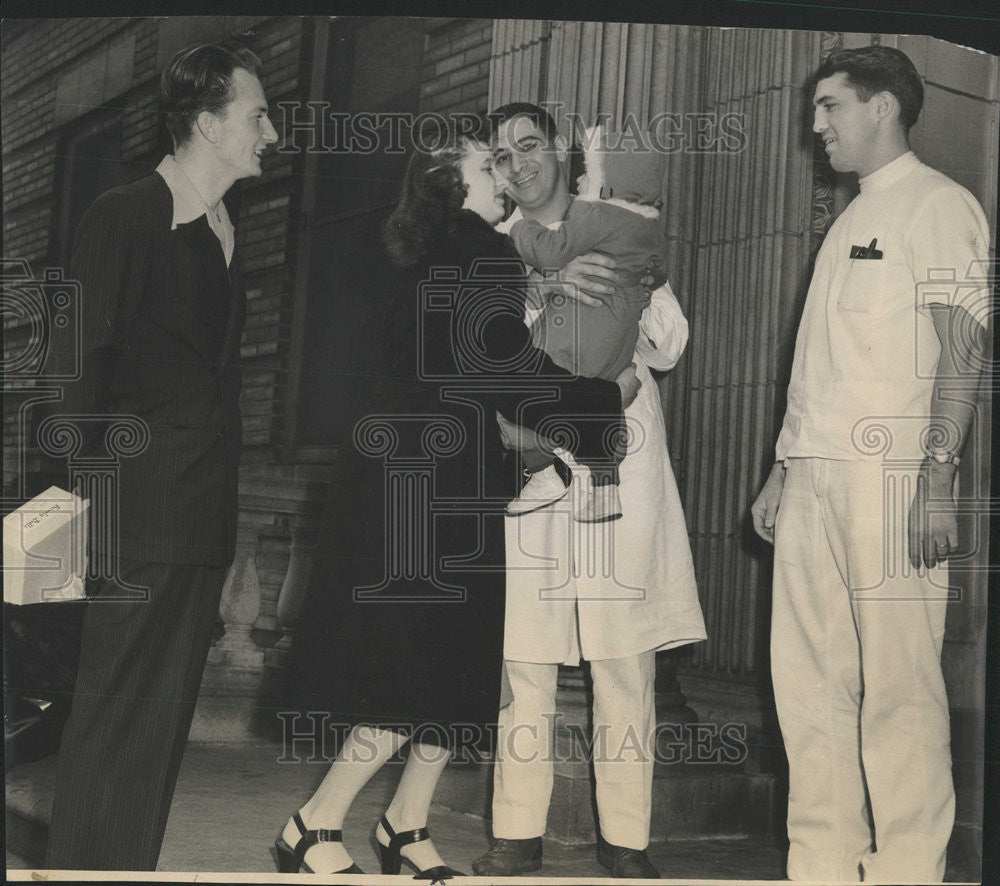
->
<box><xmin>597</xmin><ymin>840</ymin><xmax>661</xmax><ymax>878</ymax></box>
<box><xmin>472</xmin><ymin>836</ymin><xmax>543</xmax><ymax>875</ymax></box>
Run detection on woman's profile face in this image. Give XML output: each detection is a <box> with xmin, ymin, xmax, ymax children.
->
<box><xmin>459</xmin><ymin>144</ymin><xmax>505</xmax><ymax>225</ymax></box>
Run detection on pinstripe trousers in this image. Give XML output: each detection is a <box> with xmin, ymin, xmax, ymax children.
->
<box><xmin>45</xmin><ymin>558</ymin><xmax>226</xmax><ymax>871</ymax></box>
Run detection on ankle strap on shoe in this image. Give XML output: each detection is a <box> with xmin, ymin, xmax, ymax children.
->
<box><xmin>313</xmin><ymin>828</ymin><xmax>344</xmax><ymax>842</ymax></box>
<box><xmin>290</xmin><ymin>811</ymin><xmax>346</xmax><ymax>872</ymax></box>
<box><xmin>381</xmin><ymin>815</ymin><xmax>430</xmax><ymax>851</ymax></box>
<box><xmin>290</xmin><ymin>812</ymin><xmax>347</xmax><ymax>870</ymax></box>
<box><xmin>293</xmin><ymin>812</ymin><xmax>343</xmax><ymax>844</ymax></box>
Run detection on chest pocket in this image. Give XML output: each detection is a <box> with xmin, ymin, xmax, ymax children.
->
<box><xmin>838</xmin><ymin>258</ymin><xmax>914</xmax><ymax>313</ymax></box>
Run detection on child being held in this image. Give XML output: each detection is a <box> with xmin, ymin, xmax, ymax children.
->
<box><xmin>501</xmin><ymin>124</ymin><xmax>667</xmax><ymax>522</ymax></box>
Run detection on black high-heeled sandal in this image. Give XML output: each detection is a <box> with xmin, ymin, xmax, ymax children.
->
<box><xmin>274</xmin><ymin>811</ymin><xmax>364</xmax><ymax>874</ymax></box>
<box><xmin>376</xmin><ymin>814</ymin><xmax>465</xmax><ymax>881</ymax></box>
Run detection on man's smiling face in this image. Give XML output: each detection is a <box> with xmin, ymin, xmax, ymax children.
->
<box><xmin>492</xmin><ymin>114</ymin><xmax>568</xmax><ymax>215</ymax></box>
<box><xmin>812</xmin><ymin>71</ymin><xmax>880</xmax><ymax>177</ymax></box>
<box><xmin>215</xmin><ymin>67</ymin><xmax>278</xmax><ymax>181</ymax></box>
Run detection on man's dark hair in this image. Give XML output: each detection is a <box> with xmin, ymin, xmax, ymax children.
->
<box><xmin>488</xmin><ymin>102</ymin><xmax>560</xmax><ymax>145</ymax></box>
<box><xmin>488</xmin><ymin>101</ymin><xmax>583</xmax><ymax>192</ymax></box>
<box><xmin>161</xmin><ymin>42</ymin><xmax>263</xmax><ymax>147</ymax></box>
<box><xmin>811</xmin><ymin>45</ymin><xmax>924</xmax><ymax>133</ymax></box>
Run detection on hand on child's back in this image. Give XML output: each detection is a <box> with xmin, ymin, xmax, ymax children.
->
<box><xmin>640</xmin><ymin>257</ymin><xmax>667</xmax><ymax>297</ymax></box>
<box><xmin>615</xmin><ymin>362</ymin><xmax>641</xmax><ymax>409</ymax></box>
<box><xmin>561</xmin><ymin>252</ymin><xmax>620</xmax><ymax>305</ymax></box>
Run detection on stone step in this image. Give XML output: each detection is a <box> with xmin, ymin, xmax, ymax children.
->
<box><xmin>6</xmin><ymin>741</ymin><xmax>977</xmax><ymax>880</ymax></box>
<box><xmin>5</xmin><ymin>742</ymin><xmax>789</xmax><ymax>878</ymax></box>
<box><xmin>433</xmin><ymin>754</ymin><xmax>779</xmax><ymax>845</ymax></box>
<box><xmin>6</xmin><ymin>741</ymin><xmax>777</xmax><ymax>865</ymax></box>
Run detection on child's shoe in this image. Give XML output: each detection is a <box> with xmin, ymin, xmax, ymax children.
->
<box><xmin>506</xmin><ymin>465</ymin><xmax>570</xmax><ymax>516</ymax></box>
<box><xmin>574</xmin><ymin>482</ymin><xmax>622</xmax><ymax>523</ymax></box>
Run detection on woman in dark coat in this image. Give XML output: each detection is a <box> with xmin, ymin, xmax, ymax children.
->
<box><xmin>276</xmin><ymin>129</ymin><xmax>634</xmax><ymax>877</ymax></box>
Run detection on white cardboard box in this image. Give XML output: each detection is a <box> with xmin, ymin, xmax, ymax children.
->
<box><xmin>3</xmin><ymin>486</ymin><xmax>89</xmax><ymax>605</ymax></box>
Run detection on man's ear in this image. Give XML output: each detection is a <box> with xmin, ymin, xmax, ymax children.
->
<box><xmin>195</xmin><ymin>110</ymin><xmax>218</xmax><ymax>144</ymax></box>
<box><xmin>873</xmin><ymin>90</ymin><xmax>898</xmax><ymax>124</ymax></box>
<box><xmin>554</xmin><ymin>134</ymin><xmax>569</xmax><ymax>163</ymax></box>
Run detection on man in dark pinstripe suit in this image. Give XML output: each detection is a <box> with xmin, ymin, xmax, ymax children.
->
<box><xmin>43</xmin><ymin>43</ymin><xmax>277</xmax><ymax>871</ymax></box>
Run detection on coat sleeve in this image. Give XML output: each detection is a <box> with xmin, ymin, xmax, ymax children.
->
<box><xmin>475</xmin><ymin>282</ymin><xmax>623</xmax><ymax>433</ymax></box>
<box><xmin>508</xmin><ymin>201</ymin><xmax>607</xmax><ymax>272</ymax></box>
<box><xmin>446</xmin><ymin>215</ymin><xmax>623</xmax><ymax>439</ymax></box>
<box><xmin>67</xmin><ymin>192</ymin><xmax>149</xmax><ymax>413</ymax></box>
<box><xmin>34</xmin><ymin>192</ymin><xmax>150</xmax><ymax>489</ymax></box>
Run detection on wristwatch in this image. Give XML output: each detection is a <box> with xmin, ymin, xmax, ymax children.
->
<box><xmin>925</xmin><ymin>448</ymin><xmax>961</xmax><ymax>466</ymax></box>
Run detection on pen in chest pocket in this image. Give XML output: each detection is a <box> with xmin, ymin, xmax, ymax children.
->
<box><xmin>850</xmin><ymin>237</ymin><xmax>883</xmax><ymax>260</ymax></box>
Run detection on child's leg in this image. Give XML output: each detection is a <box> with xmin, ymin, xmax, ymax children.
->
<box><xmin>565</xmin><ymin>415</ymin><xmax>625</xmax><ymax>523</ymax></box>
<box><xmin>532</xmin><ymin>287</ymin><xmax>642</xmax><ymax>521</ymax></box>
<box><xmin>587</xmin><ymin>463</ymin><xmax>620</xmax><ymax>488</ymax></box>
<box><xmin>520</xmin><ymin>445</ymin><xmax>555</xmax><ymax>474</ymax></box>
<box><xmin>505</xmin><ymin>436</ymin><xmax>571</xmax><ymax>517</ymax></box>
<box><xmin>571</xmin><ymin>413</ymin><xmax>626</xmax><ymax>485</ymax></box>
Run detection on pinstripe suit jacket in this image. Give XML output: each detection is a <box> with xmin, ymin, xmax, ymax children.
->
<box><xmin>44</xmin><ymin>171</ymin><xmax>245</xmax><ymax>567</ymax></box>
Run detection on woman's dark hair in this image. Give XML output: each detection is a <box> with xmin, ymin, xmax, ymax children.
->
<box><xmin>384</xmin><ymin>130</ymin><xmax>471</xmax><ymax>268</ymax></box>
<box><xmin>810</xmin><ymin>45</ymin><xmax>924</xmax><ymax>133</ymax></box>
<box><xmin>161</xmin><ymin>42</ymin><xmax>263</xmax><ymax>147</ymax></box>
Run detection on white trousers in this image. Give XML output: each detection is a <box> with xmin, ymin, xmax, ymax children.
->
<box><xmin>492</xmin><ymin>652</ymin><xmax>656</xmax><ymax>849</ymax></box>
<box><xmin>772</xmin><ymin>459</ymin><xmax>954</xmax><ymax>883</ymax></box>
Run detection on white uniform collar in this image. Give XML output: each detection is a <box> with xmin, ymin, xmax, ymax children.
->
<box><xmin>858</xmin><ymin>150</ymin><xmax>919</xmax><ymax>194</ymax></box>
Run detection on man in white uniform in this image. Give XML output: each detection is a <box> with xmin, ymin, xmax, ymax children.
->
<box><xmin>751</xmin><ymin>47</ymin><xmax>989</xmax><ymax>883</ymax></box>
<box><xmin>473</xmin><ymin>103</ymin><xmax>707</xmax><ymax>878</ymax></box>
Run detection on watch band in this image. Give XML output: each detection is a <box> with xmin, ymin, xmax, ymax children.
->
<box><xmin>925</xmin><ymin>447</ymin><xmax>961</xmax><ymax>467</ymax></box>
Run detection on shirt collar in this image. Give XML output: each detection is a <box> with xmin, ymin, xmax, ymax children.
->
<box><xmin>155</xmin><ymin>154</ymin><xmax>232</xmax><ymax>231</ymax></box>
<box><xmin>858</xmin><ymin>150</ymin><xmax>919</xmax><ymax>193</ymax></box>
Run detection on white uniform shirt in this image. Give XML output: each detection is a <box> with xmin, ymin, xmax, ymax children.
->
<box><xmin>776</xmin><ymin>152</ymin><xmax>989</xmax><ymax>462</ymax></box>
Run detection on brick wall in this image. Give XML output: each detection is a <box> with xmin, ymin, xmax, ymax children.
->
<box><xmin>233</xmin><ymin>15</ymin><xmax>308</xmax><ymax>452</ymax></box>
<box><xmin>421</xmin><ymin>18</ymin><xmax>493</xmax><ymax>115</ymax></box>
<box><xmin>1</xmin><ymin>16</ymin><xmax>307</xmax><ymax>485</ymax></box>
<box><xmin>3</xmin><ymin>14</ymin><xmax>499</xmax><ymax>488</ymax></box>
